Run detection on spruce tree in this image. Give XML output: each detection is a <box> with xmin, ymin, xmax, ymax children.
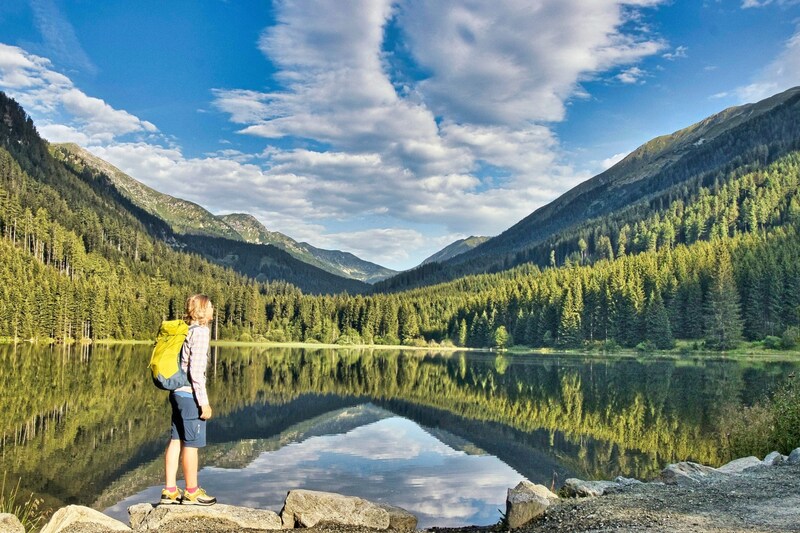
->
<box><xmin>704</xmin><ymin>246</ymin><xmax>743</xmax><ymax>350</ymax></box>
<box><xmin>645</xmin><ymin>290</ymin><xmax>674</xmax><ymax>349</ymax></box>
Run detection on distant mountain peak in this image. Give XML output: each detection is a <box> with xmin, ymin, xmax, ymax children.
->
<box><xmin>420</xmin><ymin>236</ymin><xmax>490</xmax><ymax>266</ymax></box>
<box><xmin>53</xmin><ymin>143</ymin><xmax>397</xmax><ymax>284</ymax></box>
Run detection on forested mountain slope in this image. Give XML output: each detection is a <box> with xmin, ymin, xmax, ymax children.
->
<box><xmin>53</xmin><ymin>144</ymin><xmax>394</xmax><ymax>284</ymax></box>
<box><xmin>218</xmin><ymin>213</ymin><xmax>397</xmax><ymax>283</ymax></box>
<box><xmin>0</xmin><ymin>91</ymin><xmax>365</xmax><ymax>342</ymax></box>
<box><xmin>378</xmin><ymin>86</ymin><xmax>800</xmax><ymax>291</ymax></box>
<box><xmin>250</xmin><ymin>150</ymin><xmax>800</xmax><ymax>349</ymax></box>
<box><xmin>39</xmin><ymin>140</ymin><xmax>368</xmax><ymax>293</ymax></box>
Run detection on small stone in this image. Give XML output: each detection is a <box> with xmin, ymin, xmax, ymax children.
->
<box><xmin>762</xmin><ymin>451</ymin><xmax>786</xmax><ymax>466</ymax></box>
<box><xmin>505</xmin><ymin>481</ymin><xmax>559</xmax><ymax>528</ymax></box>
<box><xmin>717</xmin><ymin>456</ymin><xmax>762</xmax><ymax>474</ymax></box>
<box><xmin>660</xmin><ymin>462</ymin><xmax>724</xmax><ymax>485</ymax></box>
<box><xmin>41</xmin><ymin>505</ymin><xmax>130</xmax><ymax>533</ymax></box>
<box><xmin>562</xmin><ymin>478</ymin><xmax>619</xmax><ymax>497</ymax></box>
<box><xmin>0</xmin><ymin>513</ymin><xmax>25</xmax><ymax>533</ymax></box>
<box><xmin>788</xmin><ymin>448</ymin><xmax>800</xmax><ymax>465</ymax></box>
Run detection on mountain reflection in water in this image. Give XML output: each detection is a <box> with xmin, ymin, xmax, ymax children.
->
<box><xmin>105</xmin><ymin>408</ymin><xmax>525</xmax><ymax>528</ymax></box>
<box><xmin>2</xmin><ymin>344</ymin><xmax>798</xmax><ymax>527</ymax></box>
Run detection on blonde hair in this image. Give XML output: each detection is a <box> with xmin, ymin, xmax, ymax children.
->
<box><xmin>185</xmin><ymin>294</ymin><xmax>214</xmax><ymax>326</ymax></box>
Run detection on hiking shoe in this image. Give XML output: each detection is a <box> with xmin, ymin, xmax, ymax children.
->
<box><xmin>182</xmin><ymin>487</ymin><xmax>216</xmax><ymax>506</ymax></box>
<box><xmin>160</xmin><ymin>487</ymin><xmax>182</xmax><ymax>505</ymax></box>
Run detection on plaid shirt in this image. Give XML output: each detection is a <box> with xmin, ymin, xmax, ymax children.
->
<box><xmin>175</xmin><ymin>324</ymin><xmax>210</xmax><ymax>406</ymax></box>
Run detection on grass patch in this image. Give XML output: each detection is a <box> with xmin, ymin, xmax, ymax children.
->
<box><xmin>0</xmin><ymin>473</ymin><xmax>46</xmax><ymax>532</ymax></box>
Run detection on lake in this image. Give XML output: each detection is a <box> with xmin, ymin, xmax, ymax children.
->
<box><xmin>1</xmin><ymin>344</ymin><xmax>797</xmax><ymax>528</ymax></box>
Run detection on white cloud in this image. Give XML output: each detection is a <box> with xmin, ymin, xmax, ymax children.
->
<box><xmin>601</xmin><ymin>151</ymin><xmax>630</xmax><ymax>170</ymax></box>
<box><xmin>616</xmin><ymin>66</ymin><xmax>647</xmax><ymax>84</ymax></box>
<box><xmin>741</xmin><ymin>0</ymin><xmax>800</xmax><ymax>7</ymax></box>
<box><xmin>0</xmin><ymin>44</ymin><xmax>157</xmax><ymax>143</ymax></box>
<box><xmin>208</xmin><ymin>0</ymin><xmax>665</xmax><ymax>267</ymax></box>
<box><xmin>728</xmin><ymin>26</ymin><xmax>800</xmax><ymax>102</ymax></box>
<box><xmin>28</xmin><ymin>0</ymin><xmax>97</xmax><ymax>75</ymax></box>
<box><xmin>398</xmin><ymin>0</ymin><xmax>665</xmax><ymax>125</ymax></box>
<box><xmin>662</xmin><ymin>45</ymin><xmax>688</xmax><ymax>60</ymax></box>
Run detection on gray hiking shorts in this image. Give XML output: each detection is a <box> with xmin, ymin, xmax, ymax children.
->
<box><xmin>169</xmin><ymin>391</ymin><xmax>207</xmax><ymax>448</ymax></box>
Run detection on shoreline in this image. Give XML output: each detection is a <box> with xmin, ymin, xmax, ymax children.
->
<box><xmin>20</xmin><ymin>452</ymin><xmax>800</xmax><ymax>533</ymax></box>
<box><xmin>2</xmin><ymin>336</ymin><xmax>800</xmax><ymax>360</ymax></box>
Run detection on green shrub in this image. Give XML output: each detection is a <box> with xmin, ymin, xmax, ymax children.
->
<box><xmin>763</xmin><ymin>335</ymin><xmax>782</xmax><ymax>349</ymax></box>
<box><xmin>715</xmin><ymin>374</ymin><xmax>800</xmax><ymax>459</ymax></box>
<box><xmin>781</xmin><ymin>326</ymin><xmax>800</xmax><ymax>349</ymax></box>
<box><xmin>636</xmin><ymin>340</ymin><xmax>655</xmax><ymax>353</ymax></box>
<box><xmin>716</xmin><ymin>403</ymin><xmax>774</xmax><ymax>461</ymax></box>
<box><xmin>770</xmin><ymin>374</ymin><xmax>800</xmax><ymax>453</ymax></box>
<box><xmin>601</xmin><ymin>339</ymin><xmax>619</xmax><ymax>353</ymax></box>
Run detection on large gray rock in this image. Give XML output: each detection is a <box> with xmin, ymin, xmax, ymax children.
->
<box><xmin>0</xmin><ymin>513</ymin><xmax>25</xmax><ymax>533</ymax></box>
<box><xmin>40</xmin><ymin>505</ymin><xmax>130</xmax><ymax>533</ymax></box>
<box><xmin>561</xmin><ymin>478</ymin><xmax>619</xmax><ymax>497</ymax></box>
<box><xmin>128</xmin><ymin>503</ymin><xmax>281</xmax><ymax>531</ymax></box>
<box><xmin>505</xmin><ymin>481</ymin><xmax>559</xmax><ymax>528</ymax></box>
<box><xmin>376</xmin><ymin>504</ymin><xmax>418</xmax><ymax>531</ymax></box>
<box><xmin>280</xmin><ymin>489</ymin><xmax>408</xmax><ymax>529</ymax></box>
<box><xmin>660</xmin><ymin>462</ymin><xmax>723</xmax><ymax>485</ymax></box>
<box><xmin>762</xmin><ymin>451</ymin><xmax>787</xmax><ymax>466</ymax></box>
<box><xmin>717</xmin><ymin>456</ymin><xmax>762</xmax><ymax>474</ymax></box>
<box><xmin>788</xmin><ymin>448</ymin><xmax>800</xmax><ymax>464</ymax></box>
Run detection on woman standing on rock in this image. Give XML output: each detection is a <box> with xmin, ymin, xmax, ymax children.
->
<box><xmin>161</xmin><ymin>294</ymin><xmax>217</xmax><ymax>506</ymax></box>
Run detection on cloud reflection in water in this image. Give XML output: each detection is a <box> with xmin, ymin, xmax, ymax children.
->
<box><xmin>107</xmin><ymin>415</ymin><xmax>526</xmax><ymax>528</ymax></box>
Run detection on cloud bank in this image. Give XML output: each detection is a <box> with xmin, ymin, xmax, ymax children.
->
<box><xmin>1</xmin><ymin>1</ymin><xmax>675</xmax><ymax>269</ymax></box>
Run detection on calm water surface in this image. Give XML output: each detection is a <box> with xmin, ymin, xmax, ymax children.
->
<box><xmin>2</xmin><ymin>344</ymin><xmax>797</xmax><ymax>527</ymax></box>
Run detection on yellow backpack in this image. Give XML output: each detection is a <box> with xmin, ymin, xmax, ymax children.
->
<box><xmin>149</xmin><ymin>320</ymin><xmax>191</xmax><ymax>390</ymax></box>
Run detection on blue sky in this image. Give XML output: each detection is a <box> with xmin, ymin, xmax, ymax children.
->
<box><xmin>0</xmin><ymin>0</ymin><xmax>799</xmax><ymax>270</ymax></box>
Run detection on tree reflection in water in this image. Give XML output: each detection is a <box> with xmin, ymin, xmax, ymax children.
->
<box><xmin>1</xmin><ymin>344</ymin><xmax>795</xmax><ymax>517</ymax></box>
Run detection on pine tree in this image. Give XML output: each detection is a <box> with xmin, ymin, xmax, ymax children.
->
<box><xmin>704</xmin><ymin>246</ymin><xmax>743</xmax><ymax>350</ymax></box>
<box><xmin>645</xmin><ymin>291</ymin><xmax>674</xmax><ymax>349</ymax></box>
<box><xmin>557</xmin><ymin>281</ymin><xmax>583</xmax><ymax>347</ymax></box>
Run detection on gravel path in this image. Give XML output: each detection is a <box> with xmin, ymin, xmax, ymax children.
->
<box><xmin>428</xmin><ymin>463</ymin><xmax>800</xmax><ymax>533</ymax></box>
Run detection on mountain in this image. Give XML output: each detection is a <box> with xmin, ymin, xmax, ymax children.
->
<box><xmin>53</xmin><ymin>143</ymin><xmax>242</xmax><ymax>241</ymax></box>
<box><xmin>219</xmin><ymin>213</ymin><xmax>397</xmax><ymax>283</ymax></box>
<box><xmin>53</xmin><ymin>143</ymin><xmax>395</xmax><ymax>284</ymax></box>
<box><xmin>0</xmin><ymin>95</ymin><xmax>367</xmax><ymax>297</ymax></box>
<box><xmin>420</xmin><ymin>236</ymin><xmax>490</xmax><ymax>266</ymax></box>
<box><xmin>377</xmin><ymin>85</ymin><xmax>800</xmax><ymax>291</ymax></box>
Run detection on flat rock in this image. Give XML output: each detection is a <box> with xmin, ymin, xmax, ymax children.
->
<box><xmin>660</xmin><ymin>462</ymin><xmax>724</xmax><ymax>485</ymax></box>
<box><xmin>0</xmin><ymin>513</ymin><xmax>25</xmax><ymax>533</ymax></box>
<box><xmin>128</xmin><ymin>503</ymin><xmax>281</xmax><ymax>531</ymax></box>
<box><xmin>561</xmin><ymin>478</ymin><xmax>619</xmax><ymax>497</ymax></box>
<box><xmin>762</xmin><ymin>451</ymin><xmax>786</xmax><ymax>465</ymax></box>
<box><xmin>505</xmin><ymin>481</ymin><xmax>559</xmax><ymax>528</ymax></box>
<box><xmin>717</xmin><ymin>456</ymin><xmax>762</xmax><ymax>474</ymax></box>
<box><xmin>40</xmin><ymin>505</ymin><xmax>130</xmax><ymax>533</ymax></box>
<box><xmin>788</xmin><ymin>448</ymin><xmax>800</xmax><ymax>464</ymax></box>
<box><xmin>280</xmin><ymin>490</ymin><xmax>395</xmax><ymax>529</ymax></box>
